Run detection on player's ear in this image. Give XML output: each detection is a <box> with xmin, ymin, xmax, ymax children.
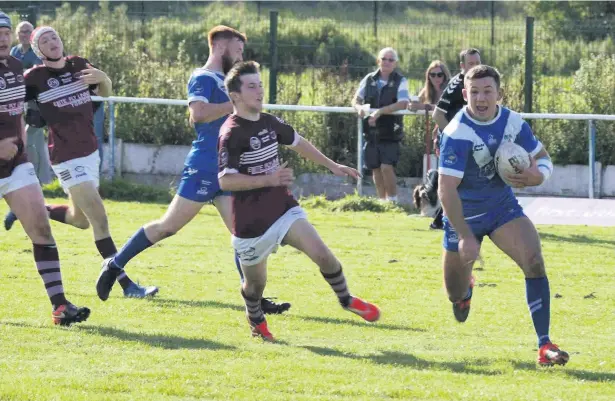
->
<box><xmin>497</xmin><ymin>87</ymin><xmax>503</xmax><ymax>102</ymax></box>
<box><xmin>462</xmin><ymin>87</ymin><xmax>468</xmax><ymax>102</ymax></box>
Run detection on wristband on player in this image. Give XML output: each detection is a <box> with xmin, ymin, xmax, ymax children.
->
<box><xmin>536</xmin><ymin>157</ymin><xmax>553</xmax><ymax>182</ymax></box>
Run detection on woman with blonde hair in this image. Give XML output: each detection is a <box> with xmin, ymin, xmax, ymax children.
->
<box><xmin>409</xmin><ymin>60</ymin><xmax>451</xmax><ymax>111</ymax></box>
<box><xmin>409</xmin><ymin>60</ymin><xmax>450</xmax><ymax>230</ymax></box>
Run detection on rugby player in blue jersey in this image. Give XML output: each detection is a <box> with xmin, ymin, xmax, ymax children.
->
<box><xmin>438</xmin><ymin>64</ymin><xmax>569</xmax><ymax>366</ymax></box>
<box><xmin>96</xmin><ymin>26</ymin><xmax>290</xmax><ymax>314</ymax></box>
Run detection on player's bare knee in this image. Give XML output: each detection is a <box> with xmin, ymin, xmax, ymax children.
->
<box><xmin>314</xmin><ymin>249</ymin><xmax>338</xmax><ymax>273</ymax></box>
<box><xmin>152</xmin><ymin>220</ymin><xmax>178</xmax><ymax>239</ymax></box>
<box><xmin>73</xmin><ymin>216</ymin><xmax>90</xmax><ymax>230</ymax></box>
<box><xmin>446</xmin><ymin>283</ymin><xmax>468</xmax><ymax>303</ymax></box>
<box><xmin>242</xmin><ymin>281</ymin><xmax>265</xmax><ymax>299</ymax></box>
<box><xmin>31</xmin><ymin>221</ymin><xmax>54</xmax><ymax>242</ymax></box>
<box><xmin>522</xmin><ymin>252</ymin><xmax>546</xmax><ymax>278</ymax></box>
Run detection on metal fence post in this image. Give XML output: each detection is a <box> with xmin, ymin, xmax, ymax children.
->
<box><xmin>524</xmin><ymin>16</ymin><xmax>534</xmax><ymax>116</ymax></box>
<box><xmin>269</xmin><ymin>11</ymin><xmax>278</xmax><ymax>104</ymax></box>
<box><xmin>109</xmin><ymin>101</ymin><xmax>116</xmax><ymax>180</ymax></box>
<box><xmin>588</xmin><ymin>119</ymin><xmax>596</xmax><ymax>199</ymax></box>
<box><xmin>373</xmin><ymin>1</ymin><xmax>378</xmax><ymax>39</ymax></box>
<box><xmin>357</xmin><ymin>116</ymin><xmax>363</xmax><ymax>196</ymax></box>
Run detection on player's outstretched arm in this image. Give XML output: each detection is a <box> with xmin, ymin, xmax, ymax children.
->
<box><xmin>290</xmin><ymin>136</ymin><xmax>361</xmax><ymax>179</ymax></box>
<box><xmin>438</xmin><ymin>175</ymin><xmax>472</xmax><ymax>239</ymax></box>
<box><xmin>432</xmin><ymin>108</ymin><xmax>449</xmax><ymax>132</ymax></box>
<box><xmin>218</xmin><ymin>162</ymin><xmax>295</xmax><ymax>192</ymax></box>
<box><xmin>189</xmin><ymin>102</ymin><xmax>233</xmax><ymax>125</ymax></box>
<box><xmin>438</xmin><ymin>174</ymin><xmax>481</xmax><ymax>266</ymax></box>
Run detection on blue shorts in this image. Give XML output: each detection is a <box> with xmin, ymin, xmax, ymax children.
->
<box><xmin>176</xmin><ymin>166</ymin><xmax>229</xmax><ymax>203</ymax></box>
<box><xmin>443</xmin><ymin>201</ymin><xmax>526</xmax><ymax>252</ymax></box>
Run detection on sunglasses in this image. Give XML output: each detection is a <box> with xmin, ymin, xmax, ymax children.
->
<box><xmin>380</xmin><ymin>57</ymin><xmax>396</xmax><ymax>62</ymax></box>
<box><xmin>429</xmin><ymin>72</ymin><xmax>444</xmax><ymax>78</ymax></box>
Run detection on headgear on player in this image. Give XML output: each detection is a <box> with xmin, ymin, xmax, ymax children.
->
<box><xmin>0</xmin><ymin>11</ymin><xmax>11</xmax><ymax>30</ymax></box>
<box><xmin>31</xmin><ymin>26</ymin><xmax>63</xmax><ymax>62</ymax></box>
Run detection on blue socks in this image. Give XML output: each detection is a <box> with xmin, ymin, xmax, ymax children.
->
<box><xmin>526</xmin><ymin>277</ymin><xmax>551</xmax><ymax>347</ymax></box>
<box><xmin>113</xmin><ymin>227</ymin><xmax>153</xmax><ymax>269</ymax></box>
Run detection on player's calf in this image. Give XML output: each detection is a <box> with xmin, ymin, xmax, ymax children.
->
<box><xmin>241</xmin><ymin>288</ymin><xmax>274</xmax><ymax>341</ymax></box>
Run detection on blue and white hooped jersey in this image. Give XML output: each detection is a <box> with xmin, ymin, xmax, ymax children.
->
<box><xmin>438</xmin><ymin>106</ymin><xmax>543</xmax><ymax>216</ymax></box>
<box><xmin>185</xmin><ymin>68</ymin><xmax>229</xmax><ymax>171</ymax></box>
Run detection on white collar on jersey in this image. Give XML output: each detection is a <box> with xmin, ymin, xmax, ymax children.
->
<box><xmin>462</xmin><ymin>105</ymin><xmax>503</xmax><ymax>126</ymax></box>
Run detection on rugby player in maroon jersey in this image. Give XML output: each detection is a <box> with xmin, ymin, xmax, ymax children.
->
<box><xmin>218</xmin><ymin>61</ymin><xmax>380</xmax><ymax>341</ymax></box>
<box><xmin>0</xmin><ymin>13</ymin><xmax>89</xmax><ymax>325</ymax></box>
<box><xmin>17</xmin><ymin>26</ymin><xmax>158</xmax><ymax>298</ymax></box>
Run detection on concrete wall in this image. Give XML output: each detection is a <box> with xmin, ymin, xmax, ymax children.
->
<box><xmin>601</xmin><ymin>165</ymin><xmax>615</xmax><ymax>197</ymax></box>
<box><xmin>101</xmin><ymin>142</ymin><xmax>613</xmax><ymax>202</ymax></box>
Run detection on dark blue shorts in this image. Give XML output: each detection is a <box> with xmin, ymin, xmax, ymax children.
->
<box><xmin>176</xmin><ymin>166</ymin><xmax>229</xmax><ymax>203</ymax></box>
<box><xmin>443</xmin><ymin>201</ymin><xmax>526</xmax><ymax>252</ymax></box>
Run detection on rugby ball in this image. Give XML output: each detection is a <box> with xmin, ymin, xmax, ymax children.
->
<box><xmin>494</xmin><ymin>141</ymin><xmax>531</xmax><ymax>185</ymax></box>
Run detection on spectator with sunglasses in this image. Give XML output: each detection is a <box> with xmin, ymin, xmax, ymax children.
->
<box><xmin>409</xmin><ymin>60</ymin><xmax>451</xmax><ymax>229</ymax></box>
<box><xmin>409</xmin><ymin>60</ymin><xmax>451</xmax><ymax>113</ymax></box>
<box><xmin>352</xmin><ymin>47</ymin><xmax>409</xmax><ymax>202</ymax></box>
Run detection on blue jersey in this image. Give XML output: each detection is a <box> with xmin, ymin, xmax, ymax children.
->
<box><xmin>185</xmin><ymin>68</ymin><xmax>229</xmax><ymax>171</ymax></box>
<box><xmin>10</xmin><ymin>45</ymin><xmax>42</xmax><ymax>70</ymax></box>
<box><xmin>438</xmin><ymin>106</ymin><xmax>542</xmax><ymax>217</ymax></box>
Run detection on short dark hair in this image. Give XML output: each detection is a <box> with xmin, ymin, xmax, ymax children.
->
<box><xmin>225</xmin><ymin>61</ymin><xmax>260</xmax><ymax>94</ymax></box>
<box><xmin>207</xmin><ymin>25</ymin><xmax>247</xmax><ymax>49</ymax></box>
<box><xmin>460</xmin><ymin>48</ymin><xmax>480</xmax><ymax>63</ymax></box>
<box><xmin>464</xmin><ymin>64</ymin><xmax>501</xmax><ymax>89</ymax></box>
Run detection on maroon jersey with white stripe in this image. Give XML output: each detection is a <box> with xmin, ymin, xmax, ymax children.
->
<box><xmin>0</xmin><ymin>56</ymin><xmax>27</xmax><ymax>178</ymax></box>
<box><xmin>24</xmin><ymin>56</ymin><xmax>98</xmax><ymax>164</ymax></box>
<box><xmin>218</xmin><ymin>113</ymin><xmax>300</xmax><ymax>238</ymax></box>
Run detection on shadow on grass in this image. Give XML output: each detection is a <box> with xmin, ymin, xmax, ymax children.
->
<box><xmin>2</xmin><ymin>321</ymin><xmax>235</xmax><ymax>351</ymax></box>
<box><xmin>152</xmin><ymin>299</ymin><xmax>424</xmax><ymax>332</ymax></box>
<box><xmin>149</xmin><ymin>298</ymin><xmax>244</xmax><ymax>312</ymax></box>
<box><xmin>540</xmin><ymin>232</ymin><xmax>615</xmax><ymax>247</ymax></box>
<box><xmin>301</xmin><ymin>346</ymin><xmax>500</xmax><ymax>376</ymax></box>
<box><xmin>511</xmin><ymin>360</ymin><xmax>615</xmax><ymax>382</ymax></box>
<box><xmin>79</xmin><ymin>325</ymin><xmax>236</xmax><ymax>350</ymax></box>
<box><xmin>301</xmin><ymin>345</ymin><xmax>615</xmax><ymax>382</ymax></box>
<box><xmin>294</xmin><ymin>315</ymin><xmax>426</xmax><ymax>332</ymax></box>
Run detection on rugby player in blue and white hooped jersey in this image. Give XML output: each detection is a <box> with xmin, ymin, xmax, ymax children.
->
<box><xmin>96</xmin><ymin>26</ymin><xmax>290</xmax><ymax>314</ymax></box>
<box><xmin>438</xmin><ymin>65</ymin><xmax>569</xmax><ymax>366</ymax></box>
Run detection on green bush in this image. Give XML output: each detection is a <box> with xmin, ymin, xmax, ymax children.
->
<box><xmin>13</xmin><ymin>1</ymin><xmax>615</xmax><ymax>173</ymax></box>
<box><xmin>42</xmin><ymin>179</ymin><xmax>174</xmax><ymax>203</ymax></box>
<box><xmin>301</xmin><ymin>194</ymin><xmax>414</xmax><ymax>214</ymax></box>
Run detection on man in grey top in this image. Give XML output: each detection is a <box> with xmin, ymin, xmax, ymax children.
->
<box><xmin>352</xmin><ymin>47</ymin><xmax>409</xmax><ymax>202</ymax></box>
<box><xmin>10</xmin><ymin>21</ymin><xmax>51</xmax><ymax>184</ymax></box>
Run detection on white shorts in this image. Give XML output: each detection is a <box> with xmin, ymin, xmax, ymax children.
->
<box><xmin>52</xmin><ymin>151</ymin><xmax>100</xmax><ymax>193</ymax></box>
<box><xmin>0</xmin><ymin>162</ymin><xmax>39</xmax><ymax>199</ymax></box>
<box><xmin>232</xmin><ymin>206</ymin><xmax>307</xmax><ymax>266</ymax></box>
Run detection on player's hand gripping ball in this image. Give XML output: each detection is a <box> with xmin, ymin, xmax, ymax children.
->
<box><xmin>494</xmin><ymin>141</ymin><xmax>531</xmax><ymax>186</ymax></box>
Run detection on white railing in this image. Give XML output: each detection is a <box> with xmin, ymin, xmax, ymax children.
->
<box><xmin>91</xmin><ymin>96</ymin><xmax>608</xmax><ymax>199</ymax></box>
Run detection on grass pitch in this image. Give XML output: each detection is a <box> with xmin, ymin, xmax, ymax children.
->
<box><xmin>0</xmin><ymin>198</ymin><xmax>613</xmax><ymax>401</ymax></box>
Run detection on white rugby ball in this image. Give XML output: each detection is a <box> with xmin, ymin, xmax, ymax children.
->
<box><xmin>494</xmin><ymin>141</ymin><xmax>531</xmax><ymax>185</ymax></box>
